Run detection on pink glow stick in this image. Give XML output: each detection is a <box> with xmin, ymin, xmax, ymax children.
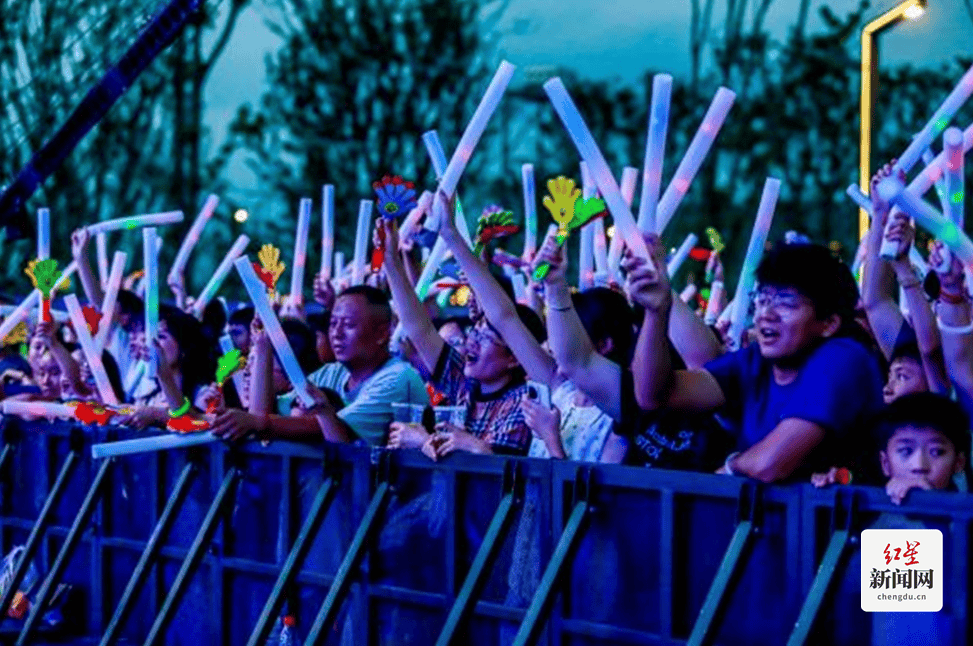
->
<box><xmin>95</xmin><ymin>251</ymin><xmax>128</xmax><ymax>351</ymax></box>
<box><xmin>290</xmin><ymin>198</ymin><xmax>312</xmax><ymax>304</ymax></box>
<box><xmin>321</xmin><ymin>185</ymin><xmax>335</xmax><ymax>278</ymax></box>
<box><xmin>638</xmin><ymin>74</ymin><xmax>672</xmax><ymax>233</ymax></box>
<box><xmin>168</xmin><ymin>194</ymin><xmax>218</xmax><ymax>285</ymax></box>
<box><xmin>64</xmin><ymin>294</ymin><xmax>120</xmax><ymax>405</ymax></box>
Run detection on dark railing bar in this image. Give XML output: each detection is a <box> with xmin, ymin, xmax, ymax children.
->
<box><xmin>141</xmin><ymin>467</ymin><xmax>240</xmax><ymax>646</ymax></box>
<box><xmin>560</xmin><ymin>617</ymin><xmax>687</xmax><ymax>646</ymax></box>
<box><xmin>99</xmin><ymin>460</ymin><xmax>198</xmax><ymax>646</ymax></box>
<box><xmin>17</xmin><ymin>457</ymin><xmax>114</xmax><ymax>645</ymax></box>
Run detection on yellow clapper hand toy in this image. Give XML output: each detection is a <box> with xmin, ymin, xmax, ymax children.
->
<box><xmin>534</xmin><ymin>176</ymin><xmax>606</xmax><ymax>281</ymax></box>
<box><xmin>255</xmin><ymin>244</ymin><xmax>286</xmax><ymax>301</ymax></box>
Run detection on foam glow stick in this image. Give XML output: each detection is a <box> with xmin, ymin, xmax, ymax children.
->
<box><xmin>85</xmin><ymin>211</ymin><xmax>183</xmax><ymax>236</ymax></box>
<box><xmin>667</xmin><ymin>233</ymin><xmax>699</xmax><ymax>278</ymax></box>
<box><xmin>415</xmin><ymin>237</ymin><xmax>449</xmax><ymax>302</ymax></box>
<box><xmin>143</xmin><ymin>228</ymin><xmax>159</xmax><ymax>379</ymax></box>
<box><xmin>922</xmin><ymin>149</ymin><xmax>950</xmax><ymax>214</ymax></box>
<box><xmin>91</xmin><ymin>431</ymin><xmax>219</xmax><ymax>459</ymax></box>
<box><xmin>592</xmin><ymin>218</ymin><xmax>609</xmax><ymax>281</ymax></box>
<box><xmin>704</xmin><ymin>280</ymin><xmax>725</xmax><ymax>325</ymax></box>
<box><xmin>168</xmin><ymin>194</ymin><xmax>217</xmax><ymax>286</ymax></box>
<box><xmin>192</xmin><ymin>235</ymin><xmax>250</xmax><ymax>318</ymax></box>
<box><xmin>607</xmin><ymin>167</ymin><xmax>640</xmax><ymax>280</ymax></box>
<box><xmin>579</xmin><ymin>223</ymin><xmax>594</xmax><ymax>290</ymax></box>
<box><xmin>96</xmin><ymin>233</ymin><xmax>109</xmax><ymax>289</ymax></box>
<box><xmin>423</xmin><ymin>130</ymin><xmax>474</xmax><ymax>246</ymax></box>
<box><xmin>944</xmin><ymin>127</ymin><xmax>965</xmax><ymax>228</ymax></box>
<box><xmin>321</xmin><ymin>185</ymin><xmax>335</xmax><ymax>279</ymax></box>
<box><xmin>37</xmin><ymin>208</ymin><xmax>50</xmax><ymax>260</ymax></box>
<box><xmin>655</xmin><ymin>88</ymin><xmax>736</xmax><ymax>235</ymax></box>
<box><xmin>219</xmin><ymin>335</ymin><xmax>247</xmax><ymax>404</ymax></box>
<box><xmin>439</xmin><ymin>61</ymin><xmax>516</xmax><ymax>199</ymax></box>
<box><xmin>64</xmin><ymin>294</ymin><xmax>119</xmax><ymax>405</ymax></box>
<box><xmin>455</xmin><ymin>200</ymin><xmax>474</xmax><ymax>248</ymax></box>
<box><xmin>290</xmin><ymin>198</ymin><xmax>312</xmax><ymax>304</ymax></box>
<box><xmin>728</xmin><ymin>178</ymin><xmax>781</xmax><ymax>350</ymax></box>
<box><xmin>638</xmin><ymin>74</ymin><xmax>673</xmax><ymax>234</ymax></box>
<box><xmin>352</xmin><ymin>200</ymin><xmax>372</xmax><ymax>285</ymax></box>
<box><xmin>1</xmin><ymin>400</ymin><xmax>75</xmax><ymax>420</ymax></box>
<box><xmin>399</xmin><ymin>191</ymin><xmax>433</xmax><ymax>248</ymax></box>
<box><xmin>334</xmin><ymin>251</ymin><xmax>346</xmax><ymax>280</ymax></box>
<box><xmin>543</xmin><ymin>78</ymin><xmax>651</xmax><ymax>265</ymax></box>
<box><xmin>95</xmin><ymin>251</ymin><xmax>128</xmax><ymax>351</ymax></box>
<box><xmin>234</xmin><ymin>257</ymin><xmax>315</xmax><ymax>406</ymax></box>
<box><xmin>522</xmin><ymin>164</ymin><xmax>537</xmax><ymax>259</ymax></box>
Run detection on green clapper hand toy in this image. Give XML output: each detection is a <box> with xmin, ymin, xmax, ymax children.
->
<box><xmin>25</xmin><ymin>258</ymin><xmax>63</xmax><ymax>323</ymax></box>
<box><xmin>533</xmin><ymin>176</ymin><xmax>607</xmax><ymax>281</ymax></box>
<box><xmin>473</xmin><ymin>208</ymin><xmax>519</xmax><ymax>257</ymax></box>
<box><xmin>207</xmin><ymin>348</ymin><xmax>246</xmax><ymax>413</ymax></box>
<box><xmin>704</xmin><ymin>227</ymin><xmax>725</xmax><ymax>283</ymax></box>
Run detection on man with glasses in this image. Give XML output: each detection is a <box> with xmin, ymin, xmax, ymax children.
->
<box><xmin>626</xmin><ymin>241</ymin><xmax>885</xmax><ymax>482</ymax></box>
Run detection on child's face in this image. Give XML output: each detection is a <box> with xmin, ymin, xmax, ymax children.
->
<box><xmin>880</xmin><ymin>425</ymin><xmax>965</xmax><ymax>489</ymax></box>
<box><xmin>883</xmin><ymin>357</ymin><xmax>928</xmax><ymax>404</ymax></box>
<box><xmin>31</xmin><ymin>352</ymin><xmax>62</xmax><ymax>399</ymax></box>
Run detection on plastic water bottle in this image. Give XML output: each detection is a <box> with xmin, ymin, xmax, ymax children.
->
<box><xmin>279</xmin><ymin>615</ymin><xmax>297</xmax><ymax>645</ymax></box>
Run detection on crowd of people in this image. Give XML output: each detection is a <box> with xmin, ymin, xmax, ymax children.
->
<box><xmin>1</xmin><ymin>165</ymin><xmax>971</xmax><ymax>511</ymax></box>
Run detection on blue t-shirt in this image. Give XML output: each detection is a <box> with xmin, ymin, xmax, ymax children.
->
<box><xmin>704</xmin><ymin>337</ymin><xmax>885</xmax><ymax>477</ymax></box>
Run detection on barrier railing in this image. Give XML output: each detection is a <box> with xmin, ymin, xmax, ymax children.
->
<box><xmin>0</xmin><ymin>416</ymin><xmax>969</xmax><ymax>645</ymax></box>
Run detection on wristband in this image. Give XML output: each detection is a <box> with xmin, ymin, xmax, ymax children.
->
<box><xmin>939</xmin><ymin>290</ymin><xmax>969</xmax><ymax>305</ymax></box>
<box><xmin>899</xmin><ymin>278</ymin><xmax>922</xmax><ymax>290</ymax></box>
<box><xmin>936</xmin><ymin>315</ymin><xmax>973</xmax><ymax>335</ymax></box>
<box><xmin>723</xmin><ymin>451</ymin><xmax>740</xmax><ymax>476</ymax></box>
<box><xmin>169</xmin><ymin>396</ymin><xmax>191</xmax><ymax>418</ymax></box>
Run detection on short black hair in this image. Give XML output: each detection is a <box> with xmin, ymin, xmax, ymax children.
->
<box><xmin>280</xmin><ymin>318</ymin><xmax>322</xmax><ymax>376</ymax></box>
<box><xmin>572</xmin><ymin>287</ymin><xmax>636</xmax><ymax>365</ymax></box>
<box><xmin>889</xmin><ymin>341</ymin><xmax>922</xmax><ymax>367</ymax></box>
<box><xmin>306</xmin><ymin>311</ymin><xmax>331</xmax><ymax>335</ymax></box>
<box><xmin>228</xmin><ymin>306</ymin><xmax>254</xmax><ymax>327</ymax></box>
<box><xmin>117</xmin><ymin>290</ymin><xmax>144</xmax><ymax>331</ymax></box>
<box><xmin>873</xmin><ymin>392</ymin><xmax>970</xmax><ymax>456</ymax></box>
<box><xmin>755</xmin><ymin>243</ymin><xmax>859</xmax><ymax>325</ymax></box>
<box><xmin>433</xmin><ymin>316</ymin><xmax>473</xmax><ymax>333</ymax></box>
<box><xmin>515</xmin><ymin>304</ymin><xmax>547</xmax><ymax>344</ymax></box>
<box><xmin>337</xmin><ymin>285</ymin><xmax>392</xmax><ymax>324</ymax></box>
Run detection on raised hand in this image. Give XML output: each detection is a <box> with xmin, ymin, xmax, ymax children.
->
<box><xmin>70</xmin><ymin>228</ymin><xmax>91</xmax><ymax>260</ymax></box>
<box><xmin>531</xmin><ymin>228</ymin><xmax>567</xmax><ymax>286</ymax></box>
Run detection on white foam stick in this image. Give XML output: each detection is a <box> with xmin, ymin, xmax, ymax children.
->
<box><xmin>334</xmin><ymin>251</ymin><xmax>346</xmax><ymax>281</ymax></box>
<box><xmin>143</xmin><ymin>228</ymin><xmax>159</xmax><ymax>378</ymax></box>
<box><xmin>399</xmin><ymin>191</ymin><xmax>433</xmax><ymax>248</ymax></box>
<box><xmin>667</xmin><ymin>233</ymin><xmax>699</xmax><ymax>278</ymax></box>
<box><xmin>0</xmin><ymin>292</ymin><xmax>40</xmax><ymax>342</ymax></box>
<box><xmin>728</xmin><ymin>178</ymin><xmax>781</xmax><ymax>350</ymax></box>
<box><xmin>704</xmin><ymin>280</ymin><xmax>725</xmax><ymax>325</ymax></box>
<box><xmin>95</xmin><ymin>251</ymin><xmax>128</xmax><ymax>351</ymax></box>
<box><xmin>944</xmin><ymin>127</ymin><xmax>965</xmax><ymax>228</ymax></box>
<box><xmin>167</xmin><ymin>194</ymin><xmax>217</xmax><ymax>286</ymax></box>
<box><xmin>581</xmin><ymin>161</ymin><xmax>595</xmax><ymax>199</ymax></box>
<box><xmin>893</xmin><ymin>63</ymin><xmax>973</xmax><ymax>175</ymax></box>
<box><xmin>424</xmin><ymin>130</ymin><xmax>473</xmax><ymax>246</ymax></box>
<box><xmin>91</xmin><ymin>432</ymin><xmax>219</xmax><ymax>459</ymax></box>
<box><xmin>638</xmin><ymin>74</ymin><xmax>673</xmax><ymax>233</ymax></box>
<box><xmin>922</xmin><ymin>149</ymin><xmax>951</xmax><ymax>214</ymax></box>
<box><xmin>655</xmin><ymin>88</ymin><xmax>736</xmax><ymax>235</ymax></box>
<box><xmin>522</xmin><ymin>164</ymin><xmax>537</xmax><ymax>259</ymax></box>
<box><xmin>96</xmin><ymin>233</ymin><xmax>109</xmax><ymax>289</ymax></box>
<box><xmin>85</xmin><ymin>211</ymin><xmax>183</xmax><ymax>236</ymax></box>
<box><xmin>352</xmin><ymin>200</ymin><xmax>372</xmax><ymax>286</ymax></box>
<box><xmin>680</xmin><ymin>284</ymin><xmax>698</xmax><ymax>304</ymax></box>
<box><xmin>290</xmin><ymin>198</ymin><xmax>312</xmax><ymax>304</ymax></box>
<box><xmin>37</xmin><ymin>208</ymin><xmax>50</xmax><ymax>260</ymax></box>
<box><xmin>1</xmin><ymin>400</ymin><xmax>75</xmax><ymax>420</ymax></box>
<box><xmin>439</xmin><ymin>61</ymin><xmax>516</xmax><ymax>199</ymax></box>
<box><xmin>607</xmin><ymin>166</ymin><xmax>640</xmax><ymax>280</ymax></box>
<box><xmin>124</xmin><ymin>360</ymin><xmax>146</xmax><ymax>401</ymax></box>
<box><xmin>320</xmin><ymin>185</ymin><xmax>335</xmax><ymax>279</ymax></box>
<box><xmin>543</xmin><ymin>78</ymin><xmax>651</xmax><ymax>265</ymax></box>
<box><xmin>717</xmin><ymin>294</ymin><xmax>735</xmax><ymax>328</ymax></box>
<box><xmin>234</xmin><ymin>257</ymin><xmax>315</xmax><ymax>406</ymax></box>
<box><xmin>218</xmin><ymin>335</ymin><xmax>247</xmax><ymax>403</ymax></box>
<box><xmin>579</xmin><ymin>224</ymin><xmax>594</xmax><ymax>290</ymax></box>
<box><xmin>592</xmin><ymin>218</ymin><xmax>609</xmax><ymax>280</ymax></box>
<box><xmin>192</xmin><ymin>235</ymin><xmax>250</xmax><ymax>318</ymax></box>
<box><xmin>64</xmin><ymin>294</ymin><xmax>119</xmax><ymax>405</ymax></box>
<box><xmin>455</xmin><ymin>200</ymin><xmax>473</xmax><ymax>248</ymax></box>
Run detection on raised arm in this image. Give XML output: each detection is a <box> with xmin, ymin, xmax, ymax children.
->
<box><xmin>931</xmin><ymin>246</ymin><xmax>973</xmax><ymax>400</ymax></box>
<box><xmin>381</xmin><ymin>218</ymin><xmax>444</xmax><ymax>374</ymax></box>
<box><xmin>723</xmin><ymin>418</ymin><xmax>826</xmax><ymax>482</ymax></box>
<box><xmin>533</xmin><ymin>231</ymin><xmax>623</xmax><ymax>419</ymax></box>
<box><xmin>71</xmin><ymin>229</ymin><xmax>105</xmax><ymax>306</ymax></box>
<box><xmin>862</xmin><ymin>168</ymin><xmax>904</xmax><ymax>360</ymax></box>
<box><xmin>669</xmin><ymin>293</ymin><xmax>724</xmax><ymax>368</ymax></box>
<box><xmin>435</xmin><ymin>192</ymin><xmax>557</xmax><ymax>385</ymax></box>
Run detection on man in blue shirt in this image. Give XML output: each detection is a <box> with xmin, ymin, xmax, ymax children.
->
<box><xmin>626</xmin><ymin>241</ymin><xmax>885</xmax><ymax>482</ymax></box>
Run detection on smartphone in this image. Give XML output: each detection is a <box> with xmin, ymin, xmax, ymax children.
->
<box><xmin>526</xmin><ymin>381</ymin><xmax>551</xmax><ymax>409</ymax></box>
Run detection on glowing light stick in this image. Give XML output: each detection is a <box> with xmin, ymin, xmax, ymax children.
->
<box><xmin>219</xmin><ymin>335</ymin><xmax>247</xmax><ymax>404</ymax></box>
<box><xmin>579</xmin><ymin>224</ymin><xmax>594</xmax><ymax>290</ymax></box>
<box><xmin>922</xmin><ymin>149</ymin><xmax>950</xmax><ymax>214</ymax></box>
<box><xmin>85</xmin><ymin>211</ymin><xmax>183</xmax><ymax>236</ymax></box>
<box><xmin>704</xmin><ymin>280</ymin><xmax>725</xmax><ymax>325</ymax></box>
<box><xmin>728</xmin><ymin>178</ymin><xmax>780</xmax><ymax>350</ymax></box>
<box><xmin>168</xmin><ymin>194</ymin><xmax>217</xmax><ymax>286</ymax></box>
<box><xmin>438</xmin><ymin>61</ymin><xmax>516</xmax><ymax>200</ymax></box>
<box><xmin>607</xmin><ymin>166</ymin><xmax>639</xmax><ymax>281</ymax></box>
<box><xmin>91</xmin><ymin>431</ymin><xmax>219</xmax><ymax>459</ymax></box>
<box><xmin>667</xmin><ymin>233</ymin><xmax>699</xmax><ymax>278</ymax></box>
<box><xmin>290</xmin><ymin>198</ymin><xmax>312</xmax><ymax>304</ymax></box>
<box><xmin>95</xmin><ymin>251</ymin><xmax>128</xmax><ymax>351</ymax></box>
<box><xmin>399</xmin><ymin>191</ymin><xmax>433</xmax><ymax>248</ymax></box>
<box><xmin>592</xmin><ymin>219</ymin><xmax>609</xmax><ymax>284</ymax></box>
<box><xmin>37</xmin><ymin>208</ymin><xmax>50</xmax><ymax>260</ymax></box>
<box><xmin>523</xmin><ymin>164</ymin><xmax>537</xmax><ymax>259</ymax></box>
<box><xmin>334</xmin><ymin>251</ymin><xmax>346</xmax><ymax>280</ymax></box>
<box><xmin>1</xmin><ymin>400</ymin><xmax>75</xmax><ymax>420</ymax></box>
<box><xmin>638</xmin><ymin>74</ymin><xmax>672</xmax><ymax>233</ymax></box>
<box><xmin>193</xmin><ymin>235</ymin><xmax>250</xmax><ymax>318</ymax></box>
<box><xmin>655</xmin><ymin>88</ymin><xmax>735</xmax><ymax>235</ymax></box>
<box><xmin>321</xmin><ymin>185</ymin><xmax>335</xmax><ymax>278</ymax></box>
<box><xmin>544</xmin><ymin>79</ymin><xmax>650</xmax><ymax>266</ymax></box>
<box><xmin>96</xmin><ymin>233</ymin><xmax>109</xmax><ymax>289</ymax></box>
<box><xmin>64</xmin><ymin>294</ymin><xmax>119</xmax><ymax>405</ymax></box>
<box><xmin>234</xmin><ymin>257</ymin><xmax>315</xmax><ymax>406</ymax></box>
<box><xmin>352</xmin><ymin>200</ymin><xmax>372</xmax><ymax>285</ymax></box>
<box><xmin>944</xmin><ymin>127</ymin><xmax>965</xmax><ymax>228</ymax></box>
<box><xmin>143</xmin><ymin>228</ymin><xmax>159</xmax><ymax>378</ymax></box>
<box><xmin>424</xmin><ymin>130</ymin><xmax>474</xmax><ymax>246</ymax></box>
<box><xmin>415</xmin><ymin>237</ymin><xmax>449</xmax><ymax>302</ymax></box>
